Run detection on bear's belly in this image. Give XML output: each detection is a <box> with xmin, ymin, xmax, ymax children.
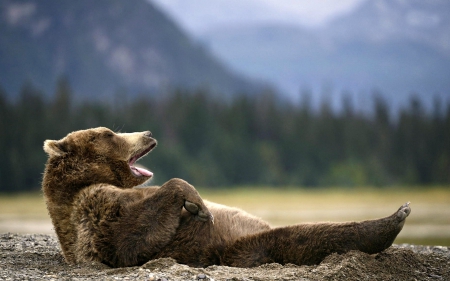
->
<box><xmin>154</xmin><ymin>201</ymin><xmax>271</xmax><ymax>267</ymax></box>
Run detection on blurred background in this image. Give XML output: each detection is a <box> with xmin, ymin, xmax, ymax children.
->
<box><xmin>0</xmin><ymin>0</ymin><xmax>449</xmax><ymax>245</ymax></box>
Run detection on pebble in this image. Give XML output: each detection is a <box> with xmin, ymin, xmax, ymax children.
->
<box><xmin>1</xmin><ymin>234</ymin><xmax>449</xmax><ymax>281</ymax></box>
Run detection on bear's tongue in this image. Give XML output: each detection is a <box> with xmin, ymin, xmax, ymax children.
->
<box><xmin>130</xmin><ymin>166</ymin><xmax>153</xmax><ymax>177</ymax></box>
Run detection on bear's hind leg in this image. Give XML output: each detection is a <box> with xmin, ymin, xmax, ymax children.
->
<box><xmin>220</xmin><ymin>202</ymin><xmax>411</xmax><ymax>267</ymax></box>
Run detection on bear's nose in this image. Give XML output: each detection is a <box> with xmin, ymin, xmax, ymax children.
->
<box><xmin>143</xmin><ymin>131</ymin><xmax>152</xmax><ymax>138</ymax></box>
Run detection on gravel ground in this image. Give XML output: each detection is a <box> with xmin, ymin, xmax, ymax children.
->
<box><xmin>1</xmin><ymin>233</ymin><xmax>449</xmax><ymax>281</ymax></box>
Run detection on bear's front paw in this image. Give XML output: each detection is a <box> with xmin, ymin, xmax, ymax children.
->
<box><xmin>184</xmin><ymin>200</ymin><xmax>199</xmax><ymax>214</ymax></box>
<box><xmin>184</xmin><ymin>200</ymin><xmax>214</xmax><ymax>223</ymax></box>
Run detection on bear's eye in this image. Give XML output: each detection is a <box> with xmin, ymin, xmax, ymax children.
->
<box><xmin>104</xmin><ymin>132</ymin><xmax>114</xmax><ymax>138</ymax></box>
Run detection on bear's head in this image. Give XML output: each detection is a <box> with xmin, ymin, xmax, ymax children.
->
<box><xmin>43</xmin><ymin>127</ymin><xmax>157</xmax><ymax>192</ymax></box>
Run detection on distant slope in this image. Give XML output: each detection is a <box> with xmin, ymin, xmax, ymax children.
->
<box><xmin>201</xmin><ymin>0</ymin><xmax>450</xmax><ymax>109</ymax></box>
<box><xmin>0</xmin><ymin>0</ymin><xmax>262</xmax><ymax>99</ymax></box>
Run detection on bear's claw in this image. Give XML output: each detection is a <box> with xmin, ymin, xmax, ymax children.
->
<box><xmin>198</xmin><ymin>210</ymin><xmax>214</xmax><ymax>224</ymax></box>
<box><xmin>396</xmin><ymin>202</ymin><xmax>411</xmax><ymax>221</ymax></box>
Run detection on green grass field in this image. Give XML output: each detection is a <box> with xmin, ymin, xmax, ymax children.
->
<box><xmin>1</xmin><ymin>187</ymin><xmax>449</xmax><ymax>246</ymax></box>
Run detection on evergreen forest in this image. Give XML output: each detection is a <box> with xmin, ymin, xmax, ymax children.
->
<box><xmin>1</xmin><ymin>78</ymin><xmax>449</xmax><ymax>192</ymax></box>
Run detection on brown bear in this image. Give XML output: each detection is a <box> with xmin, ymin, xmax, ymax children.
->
<box><xmin>42</xmin><ymin>127</ymin><xmax>411</xmax><ymax>268</ymax></box>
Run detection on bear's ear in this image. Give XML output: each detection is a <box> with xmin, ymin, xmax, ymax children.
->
<box><xmin>43</xmin><ymin>140</ymin><xmax>68</xmax><ymax>157</ymax></box>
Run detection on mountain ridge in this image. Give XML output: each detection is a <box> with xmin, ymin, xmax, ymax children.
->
<box><xmin>0</xmin><ymin>0</ymin><xmax>263</xmax><ymax>100</ymax></box>
<box><xmin>200</xmin><ymin>0</ymin><xmax>450</xmax><ymax>110</ymax></box>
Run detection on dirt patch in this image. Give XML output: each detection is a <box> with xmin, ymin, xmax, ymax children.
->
<box><xmin>1</xmin><ymin>233</ymin><xmax>448</xmax><ymax>281</ymax></box>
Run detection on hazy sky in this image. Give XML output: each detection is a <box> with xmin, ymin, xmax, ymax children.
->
<box><xmin>150</xmin><ymin>0</ymin><xmax>367</xmax><ymax>35</ymax></box>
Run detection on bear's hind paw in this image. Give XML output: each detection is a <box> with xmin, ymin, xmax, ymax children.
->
<box><xmin>396</xmin><ymin>202</ymin><xmax>411</xmax><ymax>221</ymax></box>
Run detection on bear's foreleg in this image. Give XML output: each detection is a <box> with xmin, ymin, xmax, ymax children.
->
<box><xmin>108</xmin><ymin>178</ymin><xmax>213</xmax><ymax>267</ymax></box>
<box><xmin>220</xmin><ymin>202</ymin><xmax>411</xmax><ymax>267</ymax></box>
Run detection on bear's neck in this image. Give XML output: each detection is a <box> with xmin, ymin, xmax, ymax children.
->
<box><xmin>41</xmin><ymin>156</ymin><xmax>134</xmax><ymax>216</ymax></box>
<box><xmin>42</xmin><ymin>158</ymin><xmax>91</xmax><ymax>205</ymax></box>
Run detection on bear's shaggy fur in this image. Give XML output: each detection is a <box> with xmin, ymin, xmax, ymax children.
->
<box><xmin>42</xmin><ymin>127</ymin><xmax>411</xmax><ymax>268</ymax></box>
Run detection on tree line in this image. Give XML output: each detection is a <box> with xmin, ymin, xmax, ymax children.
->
<box><xmin>1</xmin><ymin>78</ymin><xmax>449</xmax><ymax>192</ymax></box>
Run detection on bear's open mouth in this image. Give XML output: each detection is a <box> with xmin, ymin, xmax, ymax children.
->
<box><xmin>128</xmin><ymin>143</ymin><xmax>156</xmax><ymax>177</ymax></box>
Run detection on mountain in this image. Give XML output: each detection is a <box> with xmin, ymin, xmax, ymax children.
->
<box><xmin>201</xmin><ymin>0</ymin><xmax>450</xmax><ymax>110</ymax></box>
<box><xmin>326</xmin><ymin>0</ymin><xmax>450</xmax><ymax>56</ymax></box>
<box><xmin>0</xmin><ymin>0</ymin><xmax>262</xmax><ymax>100</ymax></box>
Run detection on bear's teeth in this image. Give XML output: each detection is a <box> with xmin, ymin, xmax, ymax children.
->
<box><xmin>129</xmin><ymin>156</ymin><xmax>138</xmax><ymax>165</ymax></box>
<box><xmin>129</xmin><ymin>146</ymin><xmax>153</xmax><ymax>166</ymax></box>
